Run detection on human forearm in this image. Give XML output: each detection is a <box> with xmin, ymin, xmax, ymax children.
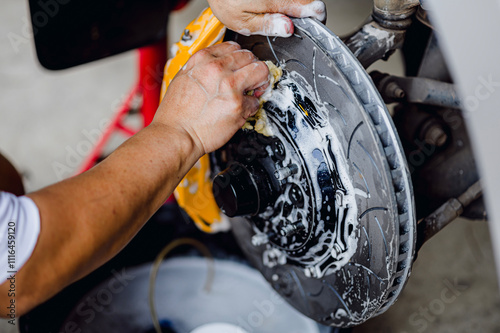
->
<box><xmin>0</xmin><ymin>41</ymin><xmax>269</xmax><ymax>317</ymax></box>
<box><xmin>8</xmin><ymin>123</ymin><xmax>200</xmax><ymax>315</ymax></box>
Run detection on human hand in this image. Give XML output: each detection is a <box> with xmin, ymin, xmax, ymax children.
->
<box><xmin>154</xmin><ymin>42</ymin><xmax>270</xmax><ymax>155</ymax></box>
<box><xmin>207</xmin><ymin>0</ymin><xmax>326</xmax><ymax>37</ymax></box>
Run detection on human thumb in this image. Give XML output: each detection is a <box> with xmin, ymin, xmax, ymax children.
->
<box><xmin>242</xmin><ymin>13</ymin><xmax>294</xmax><ymax>37</ymax></box>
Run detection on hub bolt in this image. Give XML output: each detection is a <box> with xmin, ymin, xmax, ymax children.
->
<box><xmin>279</xmin><ymin>221</ymin><xmax>305</xmax><ymax>237</ymax></box>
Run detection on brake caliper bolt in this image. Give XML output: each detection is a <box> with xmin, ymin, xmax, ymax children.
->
<box><xmin>182</xmin><ymin>29</ymin><xmax>192</xmax><ymax>41</ymax></box>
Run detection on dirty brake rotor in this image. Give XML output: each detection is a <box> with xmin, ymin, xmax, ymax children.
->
<box><xmin>211</xmin><ymin>18</ymin><xmax>416</xmax><ymax>327</ymax></box>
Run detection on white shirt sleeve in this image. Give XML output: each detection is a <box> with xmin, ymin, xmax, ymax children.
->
<box><xmin>0</xmin><ymin>191</ymin><xmax>41</xmax><ymax>282</ymax></box>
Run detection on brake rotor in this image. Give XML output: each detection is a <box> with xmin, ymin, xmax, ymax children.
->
<box><xmin>211</xmin><ymin>19</ymin><xmax>416</xmax><ymax>327</ymax></box>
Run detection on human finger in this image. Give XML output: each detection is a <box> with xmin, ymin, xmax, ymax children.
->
<box><xmin>253</xmin><ymin>83</ymin><xmax>270</xmax><ymax>98</ymax></box>
<box><xmin>268</xmin><ymin>0</ymin><xmax>326</xmax><ymax>22</ymax></box>
<box><xmin>220</xmin><ymin>49</ymin><xmax>259</xmax><ymax>71</ymax></box>
<box><xmin>241</xmin><ymin>95</ymin><xmax>261</xmax><ymax>119</ymax></box>
<box><xmin>233</xmin><ymin>1</ymin><xmax>326</xmax><ymax>37</ymax></box>
<box><xmin>234</xmin><ymin>61</ymin><xmax>270</xmax><ymax>93</ymax></box>
<box><xmin>186</xmin><ymin>42</ymin><xmax>242</xmax><ymax>71</ymax></box>
<box><xmin>241</xmin><ymin>13</ymin><xmax>294</xmax><ymax>37</ymax></box>
<box><xmin>206</xmin><ymin>41</ymin><xmax>241</xmax><ymax>57</ymax></box>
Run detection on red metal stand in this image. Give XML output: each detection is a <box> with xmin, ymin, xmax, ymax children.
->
<box><xmin>77</xmin><ymin>40</ymin><xmax>167</xmax><ymax>173</ymax></box>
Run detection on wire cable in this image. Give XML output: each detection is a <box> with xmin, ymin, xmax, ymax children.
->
<box><xmin>148</xmin><ymin>238</ymin><xmax>215</xmax><ymax>333</ymax></box>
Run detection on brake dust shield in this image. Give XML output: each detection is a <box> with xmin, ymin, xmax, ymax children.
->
<box><xmin>209</xmin><ymin>19</ymin><xmax>416</xmax><ymax>327</ymax></box>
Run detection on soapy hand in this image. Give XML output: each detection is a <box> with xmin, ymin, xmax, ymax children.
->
<box><xmin>207</xmin><ymin>0</ymin><xmax>326</xmax><ymax>37</ymax></box>
<box><xmin>154</xmin><ymin>42</ymin><xmax>270</xmax><ymax>155</ymax></box>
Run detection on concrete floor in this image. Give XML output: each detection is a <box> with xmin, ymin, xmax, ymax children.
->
<box><xmin>0</xmin><ymin>0</ymin><xmax>499</xmax><ymax>332</ymax></box>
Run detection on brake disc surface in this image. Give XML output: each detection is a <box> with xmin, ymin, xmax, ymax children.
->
<box><xmin>211</xmin><ymin>19</ymin><xmax>416</xmax><ymax>327</ymax></box>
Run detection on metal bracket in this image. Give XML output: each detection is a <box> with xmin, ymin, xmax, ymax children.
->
<box><xmin>344</xmin><ymin>0</ymin><xmax>421</xmax><ymax>68</ymax></box>
<box><xmin>370</xmin><ymin>71</ymin><xmax>461</xmax><ymax>108</ymax></box>
<box><xmin>416</xmin><ymin>181</ymin><xmax>482</xmax><ymax>252</ymax></box>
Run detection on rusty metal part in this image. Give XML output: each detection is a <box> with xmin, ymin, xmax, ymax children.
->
<box><xmin>345</xmin><ymin>0</ymin><xmax>422</xmax><ymax>68</ymax></box>
<box><xmin>395</xmin><ymin>25</ymin><xmax>486</xmax><ymax>221</ymax></box>
<box><xmin>373</xmin><ymin>0</ymin><xmax>419</xmax><ymax>29</ymax></box>
<box><xmin>393</xmin><ymin>103</ymin><xmax>485</xmax><ymax>221</ymax></box>
<box><xmin>344</xmin><ymin>21</ymin><xmax>406</xmax><ymax>68</ymax></box>
<box><xmin>385</xmin><ymin>81</ymin><xmax>406</xmax><ymax>99</ymax></box>
<box><xmin>371</xmin><ymin>71</ymin><xmax>461</xmax><ymax>108</ymax></box>
<box><xmin>421</xmin><ymin>121</ymin><xmax>448</xmax><ymax>147</ymax></box>
<box><xmin>374</xmin><ymin>0</ymin><xmax>420</xmax><ymax>16</ymax></box>
<box><xmin>417</xmin><ymin>181</ymin><xmax>482</xmax><ymax>250</ymax></box>
<box><xmin>416</xmin><ymin>7</ymin><xmax>434</xmax><ymax>30</ymax></box>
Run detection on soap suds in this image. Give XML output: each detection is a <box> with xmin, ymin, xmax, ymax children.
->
<box><xmin>242</xmin><ymin>61</ymin><xmax>283</xmax><ymax>136</ymax></box>
<box><xmin>253</xmin><ymin>64</ymin><xmax>359</xmax><ymax>278</ymax></box>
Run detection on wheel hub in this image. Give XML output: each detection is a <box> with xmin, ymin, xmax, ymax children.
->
<box><xmin>213</xmin><ymin>75</ymin><xmax>359</xmax><ymax>279</ymax></box>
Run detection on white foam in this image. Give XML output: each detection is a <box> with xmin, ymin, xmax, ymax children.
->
<box><xmin>298</xmin><ymin>1</ymin><xmax>327</xmax><ymax>22</ymax></box>
<box><xmin>256</xmin><ymin>58</ymin><xmax>359</xmax><ymax>277</ymax></box>
<box><xmin>238</xmin><ymin>14</ymin><xmax>292</xmax><ymax>38</ymax></box>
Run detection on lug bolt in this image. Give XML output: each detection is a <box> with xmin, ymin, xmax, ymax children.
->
<box><xmin>289</xmin><ymin>184</ymin><xmax>304</xmax><ymax>207</ymax></box>
<box><xmin>272</xmin><ymin>140</ymin><xmax>286</xmax><ymax>160</ymax></box>
<box><xmin>274</xmin><ymin>164</ymin><xmax>299</xmax><ymax>180</ymax></box>
<box><xmin>279</xmin><ymin>221</ymin><xmax>305</xmax><ymax>237</ymax></box>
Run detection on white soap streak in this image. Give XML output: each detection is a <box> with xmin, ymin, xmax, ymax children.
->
<box><xmin>263</xmin><ymin>14</ymin><xmax>292</xmax><ymax>37</ymax></box>
<box><xmin>354</xmin><ymin>188</ymin><xmax>369</xmax><ymax>199</ymax></box>
<box><xmin>210</xmin><ymin>215</ymin><xmax>232</xmax><ymax>232</ymax></box>
<box><xmin>189</xmin><ymin>182</ymin><xmax>199</xmax><ymax>194</ymax></box>
<box><xmin>351</xmin><ymin>24</ymin><xmax>395</xmax><ymax>58</ymax></box>
<box><xmin>210</xmin><ymin>27</ymin><xmax>227</xmax><ymax>47</ymax></box>
<box><xmin>236</xmin><ymin>28</ymin><xmax>252</xmax><ymax>37</ymax></box>
<box><xmin>318</xmin><ymin>74</ymin><xmax>340</xmax><ymax>87</ymax></box>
